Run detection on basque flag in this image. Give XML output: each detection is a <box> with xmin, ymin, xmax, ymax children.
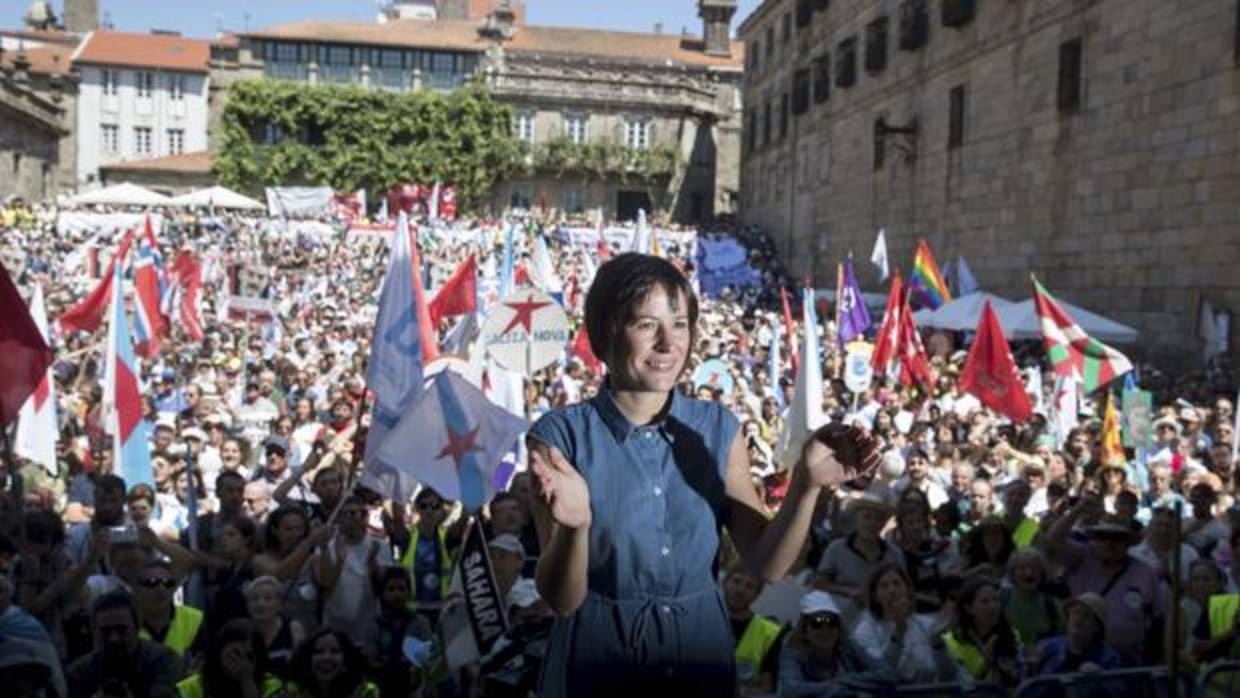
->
<box><xmin>104</xmin><ymin>262</ymin><xmax>154</xmax><ymax>488</ymax></box>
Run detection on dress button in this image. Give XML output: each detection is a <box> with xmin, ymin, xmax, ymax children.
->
<box><xmin>653</xmin><ymin>486</ymin><xmax>663</xmax><ymax>496</ymax></box>
<box><xmin>661</xmin><ymin>546</ymin><xmax>670</xmax><ymax>556</ymax></box>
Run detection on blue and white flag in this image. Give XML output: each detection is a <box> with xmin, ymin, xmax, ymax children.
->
<box><xmin>499</xmin><ymin>224</ymin><xmax>515</xmax><ymax>298</ymax></box>
<box><xmin>768</xmin><ymin>320</ymin><xmax>785</xmax><ymax>410</ymax></box>
<box><xmin>956</xmin><ymin>255</ymin><xmax>979</xmax><ymax>296</ymax></box>
<box><xmin>364</xmin><ymin>213</ymin><xmax>425</xmax><ymax>471</ymax></box>
<box><xmin>371</xmin><ymin>371</ymin><xmax>527</xmax><ymax>510</ymax></box>
<box><xmin>870</xmin><ymin>228</ymin><xmax>889</xmax><ymax>282</ymax></box>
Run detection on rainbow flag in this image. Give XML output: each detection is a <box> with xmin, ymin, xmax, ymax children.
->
<box><xmin>910</xmin><ymin>239</ymin><xmax>952</xmax><ymax>310</ymax></box>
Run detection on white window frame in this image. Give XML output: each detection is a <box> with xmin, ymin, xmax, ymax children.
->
<box><xmin>167</xmin><ymin>128</ymin><xmax>184</xmax><ymax>155</ymax></box>
<box><xmin>625</xmin><ymin>118</ymin><xmax>651</xmax><ymax>150</ymax></box>
<box><xmin>168</xmin><ymin>74</ymin><xmax>185</xmax><ymax>101</ymax></box>
<box><xmin>134</xmin><ymin>126</ymin><xmax>152</xmax><ymax>155</ymax></box>
<box><xmin>564</xmin><ymin>113</ymin><xmax>588</xmax><ymax>144</ymax></box>
<box><xmin>101</xmin><ymin>124</ymin><xmax>119</xmax><ymax>154</ymax></box>
<box><xmin>101</xmin><ymin>68</ymin><xmax>118</xmax><ymax>95</ymax></box>
<box><xmin>136</xmin><ymin>71</ymin><xmax>154</xmax><ymax>98</ymax></box>
<box><xmin>515</xmin><ymin>111</ymin><xmax>535</xmax><ymax>144</ymax></box>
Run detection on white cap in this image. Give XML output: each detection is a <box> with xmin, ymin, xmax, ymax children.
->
<box><xmin>800</xmin><ymin>590</ymin><xmax>842</xmax><ymax>616</ymax></box>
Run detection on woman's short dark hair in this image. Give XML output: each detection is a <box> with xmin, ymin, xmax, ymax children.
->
<box><xmin>204</xmin><ymin>619</ymin><xmax>268</xmax><ymax>695</ymax></box>
<box><xmin>865</xmin><ymin>562</ymin><xmax>912</xmax><ymax>620</ymax></box>
<box><xmin>584</xmin><ymin>253</ymin><xmax>698</xmax><ymax>368</ymax></box>
<box><xmin>953</xmin><ymin>576</ymin><xmax>1019</xmax><ymax>659</ymax></box>
<box><xmin>263</xmin><ymin>506</ymin><xmax>309</xmax><ymax>553</ymax></box>
<box><xmin>289</xmin><ymin>628</ymin><xmax>366</xmax><ymax>695</ymax></box>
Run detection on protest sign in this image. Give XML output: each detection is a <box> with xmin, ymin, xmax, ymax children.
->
<box><xmin>480</xmin><ymin>290</ymin><xmax>570</xmax><ymax>375</ymax></box>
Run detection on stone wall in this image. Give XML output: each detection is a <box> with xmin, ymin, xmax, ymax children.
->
<box><xmin>0</xmin><ymin>84</ymin><xmax>63</xmax><ymax>201</ymax></box>
<box><xmin>739</xmin><ymin>0</ymin><xmax>1240</xmax><ymax>363</ymax></box>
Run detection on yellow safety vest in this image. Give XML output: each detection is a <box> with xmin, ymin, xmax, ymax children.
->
<box><xmin>140</xmin><ymin>605</ymin><xmax>204</xmax><ymax>656</ymax></box>
<box><xmin>1208</xmin><ymin>594</ymin><xmax>1240</xmax><ymax>640</ymax></box>
<box><xmin>399</xmin><ymin>526</ymin><xmax>453</xmax><ymax>608</ymax></box>
<box><xmin>176</xmin><ymin>673</ymin><xmax>283</xmax><ymax>698</ymax></box>
<box><xmin>1012</xmin><ymin>518</ymin><xmax>1040</xmax><ymax>548</ymax></box>
<box><xmin>734</xmin><ymin>615</ymin><xmax>782</xmax><ymax>681</ymax></box>
<box><xmin>942</xmin><ymin>629</ymin><xmax>995</xmax><ymax>680</ymax></box>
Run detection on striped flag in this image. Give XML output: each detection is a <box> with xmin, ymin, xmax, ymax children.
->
<box><xmin>132</xmin><ymin>232</ymin><xmax>165</xmax><ymax>358</ymax></box>
<box><xmin>1032</xmin><ymin>277</ymin><xmax>1132</xmax><ymax>393</ymax></box>
<box><xmin>104</xmin><ymin>262</ymin><xmax>154</xmax><ymax>488</ymax></box>
<box><xmin>909</xmin><ymin>239</ymin><xmax>952</xmax><ymax>310</ymax></box>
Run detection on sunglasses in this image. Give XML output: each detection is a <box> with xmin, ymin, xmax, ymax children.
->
<box><xmin>804</xmin><ymin>613</ymin><xmax>840</xmax><ymax>629</ymax></box>
<box><xmin>417</xmin><ymin>501</ymin><xmax>445</xmax><ymax>511</ymax></box>
<box><xmin>140</xmin><ymin>577</ymin><xmax>178</xmax><ymax>590</ymax></box>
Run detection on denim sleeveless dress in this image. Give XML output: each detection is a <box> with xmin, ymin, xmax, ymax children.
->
<box><xmin>528</xmin><ymin>387</ymin><xmax>740</xmax><ymax>696</ymax></box>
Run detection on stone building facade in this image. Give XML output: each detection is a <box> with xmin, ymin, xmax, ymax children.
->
<box><xmin>0</xmin><ymin>32</ymin><xmax>77</xmax><ymax>196</ymax></box>
<box><xmin>738</xmin><ymin>0</ymin><xmax>1240</xmax><ymax>362</ymax></box>
<box><xmin>0</xmin><ymin>60</ymin><xmax>67</xmax><ymax>201</ymax></box>
<box><xmin>209</xmin><ymin>1</ymin><xmax>743</xmax><ymax>224</ymax></box>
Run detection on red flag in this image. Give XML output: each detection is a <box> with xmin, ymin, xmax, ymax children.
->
<box><xmin>514</xmin><ymin>262</ymin><xmax>530</xmax><ymax>288</ymax></box>
<box><xmin>780</xmin><ymin>287</ymin><xmax>799</xmax><ymax>375</ymax></box>
<box><xmin>173</xmin><ymin>251</ymin><xmax>205</xmax><ymax>341</ymax></box>
<box><xmin>439</xmin><ymin>186</ymin><xmax>458</xmax><ymax>221</ymax></box>
<box><xmin>428</xmin><ymin>255</ymin><xmax>477</xmax><ymax>328</ymax></box>
<box><xmin>573</xmin><ymin>327</ymin><xmax>603</xmax><ymax>376</ymax></box>
<box><xmin>960</xmin><ymin>301</ymin><xmax>1032</xmax><ymax>422</ymax></box>
<box><xmin>59</xmin><ymin>230</ymin><xmax>135</xmax><ymax>334</ymax></box>
<box><xmin>871</xmin><ymin>273</ymin><xmax>904</xmax><ymax>375</ymax></box>
<box><xmin>410</xmin><ymin>231</ymin><xmax>440</xmax><ymax>363</ymax></box>
<box><xmin>0</xmin><ymin>265</ymin><xmax>54</xmax><ymax>426</ymax></box>
<box><xmin>897</xmin><ymin>288</ymin><xmax>933</xmax><ymax>390</ymax></box>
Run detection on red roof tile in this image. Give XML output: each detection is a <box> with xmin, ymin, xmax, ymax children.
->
<box><xmin>73</xmin><ymin>31</ymin><xmax>210</xmax><ymax>73</ymax></box>
<box><xmin>0</xmin><ymin>43</ymin><xmax>72</xmax><ymax>76</ymax></box>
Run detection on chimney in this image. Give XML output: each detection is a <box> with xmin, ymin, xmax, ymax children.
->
<box><xmin>63</xmin><ymin>0</ymin><xmax>99</xmax><ymax>33</ymax></box>
<box><xmin>698</xmin><ymin>0</ymin><xmax>737</xmax><ymax>57</ymax></box>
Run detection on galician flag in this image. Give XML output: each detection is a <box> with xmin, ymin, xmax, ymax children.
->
<box><xmin>104</xmin><ymin>262</ymin><xmax>154</xmax><ymax>488</ymax></box>
<box><xmin>776</xmin><ymin>287</ymin><xmax>826</xmax><ymax>469</ymax></box>
<box><xmin>15</xmin><ymin>283</ymin><xmax>58</xmax><ymax>473</ymax></box>
<box><xmin>372</xmin><ymin>370</ymin><xmax>527</xmax><ymax>511</ymax></box>
<box><xmin>364</xmin><ymin>211</ymin><xmax>426</xmax><ymax>473</ymax></box>
<box><xmin>1032</xmin><ymin>277</ymin><xmax>1132</xmax><ymax>393</ymax></box>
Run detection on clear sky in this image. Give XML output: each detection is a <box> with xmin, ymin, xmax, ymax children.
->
<box><xmin>14</xmin><ymin>1</ymin><xmax>763</xmax><ymax>38</ymax></box>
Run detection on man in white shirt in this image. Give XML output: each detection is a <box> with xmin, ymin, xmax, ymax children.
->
<box><xmin>892</xmin><ymin>449</ymin><xmax>949</xmax><ymax>511</ymax></box>
<box><xmin>315</xmin><ymin>495</ymin><xmax>393</xmax><ymax>645</ymax></box>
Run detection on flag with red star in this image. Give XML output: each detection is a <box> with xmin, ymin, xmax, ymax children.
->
<box><xmin>366</xmin><ymin>370</ymin><xmax>527</xmax><ymax>510</ymax></box>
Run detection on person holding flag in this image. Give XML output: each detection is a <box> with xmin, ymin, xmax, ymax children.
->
<box><xmin>524</xmin><ymin>252</ymin><xmax>881</xmax><ymax>696</ymax></box>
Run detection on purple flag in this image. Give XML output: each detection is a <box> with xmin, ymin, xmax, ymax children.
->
<box><xmin>838</xmin><ymin>257</ymin><xmax>872</xmax><ymax>345</ymax></box>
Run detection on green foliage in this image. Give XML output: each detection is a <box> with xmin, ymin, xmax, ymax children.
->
<box><xmin>526</xmin><ymin>137</ymin><xmax>678</xmax><ymax>186</ymax></box>
<box><xmin>214</xmin><ymin>80</ymin><xmax>524</xmax><ymax>210</ymax></box>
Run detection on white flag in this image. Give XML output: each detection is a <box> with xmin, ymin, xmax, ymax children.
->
<box><xmin>870</xmin><ymin>228</ymin><xmax>889</xmax><ymax>282</ymax></box>
<box><xmin>777</xmin><ymin>289</ymin><xmax>826</xmax><ymax>468</ymax></box>
<box><xmin>15</xmin><ymin>284</ymin><xmax>58</xmax><ymax>474</ymax></box>
<box><xmin>1050</xmin><ymin>375</ymin><xmax>1079</xmax><ymax>449</ymax></box>
<box><xmin>632</xmin><ymin>209</ymin><xmax>650</xmax><ymax>254</ymax></box>
<box><xmin>363</xmin><ymin>213</ymin><xmax>425</xmax><ymax>473</ymax></box>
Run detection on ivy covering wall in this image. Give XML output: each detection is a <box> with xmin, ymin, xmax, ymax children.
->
<box><xmin>215</xmin><ymin>80</ymin><xmax>523</xmax><ymax>208</ymax></box>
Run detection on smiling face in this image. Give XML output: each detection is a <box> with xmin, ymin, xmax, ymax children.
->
<box><xmin>608</xmin><ymin>286</ymin><xmax>692</xmax><ymax>394</ymax></box>
<box><xmin>310</xmin><ymin>633</ymin><xmax>345</xmax><ymax>682</ymax></box>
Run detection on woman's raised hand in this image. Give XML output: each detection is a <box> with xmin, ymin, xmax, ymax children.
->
<box><xmin>529</xmin><ymin>442</ymin><xmax>592</xmax><ymax>530</ymax></box>
<box><xmin>800</xmin><ymin>424</ymin><xmax>882</xmax><ymax>489</ymax></box>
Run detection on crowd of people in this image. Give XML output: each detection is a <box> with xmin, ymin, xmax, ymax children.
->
<box><xmin>1</xmin><ymin>194</ymin><xmax>1239</xmax><ymax>697</ymax></box>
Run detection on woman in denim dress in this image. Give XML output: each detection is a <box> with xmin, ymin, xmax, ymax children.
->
<box><xmin>527</xmin><ymin>253</ymin><xmax>879</xmax><ymax>696</ymax></box>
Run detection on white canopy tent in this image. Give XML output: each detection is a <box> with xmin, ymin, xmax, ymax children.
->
<box><xmin>68</xmin><ymin>182</ymin><xmax>171</xmax><ymax>208</ymax></box>
<box><xmin>170</xmin><ymin>186</ymin><xmax>264</xmax><ymax>210</ymax></box>
<box><xmin>996</xmin><ymin>298</ymin><xmax>1139</xmax><ymax>344</ymax></box>
<box><xmin>913</xmin><ymin>291</ymin><xmax>1015</xmax><ymax>332</ymax></box>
